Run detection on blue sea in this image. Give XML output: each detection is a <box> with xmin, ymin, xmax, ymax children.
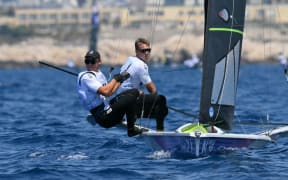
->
<box><xmin>0</xmin><ymin>63</ymin><xmax>288</xmax><ymax>180</ymax></box>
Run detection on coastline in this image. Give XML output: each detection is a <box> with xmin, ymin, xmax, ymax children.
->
<box><xmin>0</xmin><ymin>27</ymin><xmax>284</xmax><ymax>68</ymax></box>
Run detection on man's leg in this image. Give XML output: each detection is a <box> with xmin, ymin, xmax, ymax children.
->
<box><xmin>137</xmin><ymin>94</ymin><xmax>168</xmax><ymax>131</ymax></box>
<box><xmin>111</xmin><ymin>89</ymin><xmax>144</xmax><ymax>136</ymax></box>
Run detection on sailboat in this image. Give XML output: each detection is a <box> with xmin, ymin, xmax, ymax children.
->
<box><xmin>141</xmin><ymin>0</ymin><xmax>288</xmax><ymax>158</ymax></box>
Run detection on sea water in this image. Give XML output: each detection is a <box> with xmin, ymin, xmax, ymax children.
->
<box><xmin>0</xmin><ymin>64</ymin><xmax>287</xmax><ymax>180</ymax></box>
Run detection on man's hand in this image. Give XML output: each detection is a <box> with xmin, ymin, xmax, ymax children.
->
<box><xmin>113</xmin><ymin>71</ymin><xmax>130</xmax><ymax>83</ymax></box>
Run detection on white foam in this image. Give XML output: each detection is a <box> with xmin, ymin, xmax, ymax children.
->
<box><xmin>146</xmin><ymin>150</ymin><xmax>171</xmax><ymax>159</ymax></box>
<box><xmin>58</xmin><ymin>152</ymin><xmax>89</xmax><ymax>160</ymax></box>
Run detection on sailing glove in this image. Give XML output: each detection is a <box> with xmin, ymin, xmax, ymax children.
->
<box><xmin>113</xmin><ymin>71</ymin><xmax>130</xmax><ymax>83</ymax></box>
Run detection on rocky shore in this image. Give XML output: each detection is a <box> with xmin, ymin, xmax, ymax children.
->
<box><xmin>0</xmin><ymin>27</ymin><xmax>285</xmax><ymax>68</ymax></box>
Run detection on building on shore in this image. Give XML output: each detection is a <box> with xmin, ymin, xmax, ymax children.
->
<box><xmin>0</xmin><ymin>1</ymin><xmax>288</xmax><ymax>33</ymax></box>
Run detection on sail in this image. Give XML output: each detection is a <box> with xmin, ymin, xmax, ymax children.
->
<box><xmin>199</xmin><ymin>0</ymin><xmax>246</xmax><ymax>130</ymax></box>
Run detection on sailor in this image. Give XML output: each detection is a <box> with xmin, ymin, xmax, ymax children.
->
<box><xmin>116</xmin><ymin>38</ymin><xmax>168</xmax><ymax>131</ymax></box>
<box><xmin>277</xmin><ymin>52</ymin><xmax>288</xmax><ymax>81</ymax></box>
<box><xmin>77</xmin><ymin>50</ymin><xmax>145</xmax><ymax>137</ymax></box>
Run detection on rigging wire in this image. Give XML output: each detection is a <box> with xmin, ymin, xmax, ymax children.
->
<box><xmin>275</xmin><ymin>2</ymin><xmax>286</xmax><ymax>54</ymax></box>
<box><xmin>150</xmin><ymin>66</ymin><xmax>199</xmax><ymax>74</ymax></box>
<box><xmin>108</xmin><ymin>6</ymin><xmax>131</xmax><ymax>72</ymax></box>
<box><xmin>39</xmin><ymin>61</ymin><xmax>288</xmax><ymax>128</ymax></box>
<box><xmin>149</xmin><ymin>0</ymin><xmax>161</xmax><ymax>47</ymax></box>
<box><xmin>137</xmin><ymin>1</ymin><xmax>198</xmax><ymax>129</ymax></box>
<box><xmin>171</xmin><ymin>14</ymin><xmax>192</xmax><ymax>61</ymax></box>
<box><xmin>274</xmin><ymin>0</ymin><xmax>288</xmax><ymax>81</ymax></box>
<box><xmin>135</xmin><ymin>0</ymin><xmax>161</xmax><ymax>129</ymax></box>
<box><xmin>260</xmin><ymin>0</ymin><xmax>272</xmax><ymax>127</ymax></box>
<box><xmin>267</xmin><ymin>1</ymin><xmax>273</xmax><ymax>128</ymax></box>
<box><xmin>149</xmin><ymin>0</ymin><xmax>194</xmax><ymax>63</ymax></box>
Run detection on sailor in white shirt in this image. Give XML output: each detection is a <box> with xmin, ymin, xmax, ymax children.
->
<box><xmin>117</xmin><ymin>38</ymin><xmax>168</xmax><ymax>131</ymax></box>
<box><xmin>77</xmin><ymin>50</ymin><xmax>145</xmax><ymax>137</ymax></box>
<box><xmin>277</xmin><ymin>52</ymin><xmax>288</xmax><ymax>81</ymax></box>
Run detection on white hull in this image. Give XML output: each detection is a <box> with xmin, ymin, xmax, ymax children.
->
<box><xmin>141</xmin><ymin>123</ymin><xmax>288</xmax><ymax>158</ymax></box>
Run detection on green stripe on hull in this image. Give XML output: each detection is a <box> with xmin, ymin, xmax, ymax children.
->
<box><xmin>209</xmin><ymin>28</ymin><xmax>243</xmax><ymax>35</ymax></box>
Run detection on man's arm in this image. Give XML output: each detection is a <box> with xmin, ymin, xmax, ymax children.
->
<box><xmin>146</xmin><ymin>81</ymin><xmax>157</xmax><ymax>94</ymax></box>
<box><xmin>98</xmin><ymin>79</ymin><xmax>120</xmax><ymax>96</ymax></box>
<box><xmin>98</xmin><ymin>72</ymin><xmax>130</xmax><ymax>96</ymax></box>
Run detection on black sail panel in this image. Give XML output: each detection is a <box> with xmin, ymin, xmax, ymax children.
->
<box><xmin>199</xmin><ymin>0</ymin><xmax>246</xmax><ymax>130</ymax></box>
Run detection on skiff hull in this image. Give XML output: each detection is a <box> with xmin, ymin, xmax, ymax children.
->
<box><xmin>142</xmin><ymin>131</ymin><xmax>273</xmax><ymax>158</ymax></box>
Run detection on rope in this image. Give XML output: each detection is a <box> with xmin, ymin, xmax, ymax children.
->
<box><xmin>147</xmin><ymin>94</ymin><xmax>158</xmax><ymax>119</ymax></box>
<box><xmin>136</xmin><ymin>93</ymin><xmax>159</xmax><ymax>129</ymax></box>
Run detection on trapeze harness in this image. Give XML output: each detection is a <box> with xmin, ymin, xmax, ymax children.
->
<box><xmin>78</xmin><ymin>71</ymin><xmax>111</xmax><ymax>119</ymax></box>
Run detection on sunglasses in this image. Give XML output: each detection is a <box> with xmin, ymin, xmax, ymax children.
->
<box><xmin>85</xmin><ymin>58</ymin><xmax>99</xmax><ymax>65</ymax></box>
<box><xmin>138</xmin><ymin>48</ymin><xmax>151</xmax><ymax>53</ymax></box>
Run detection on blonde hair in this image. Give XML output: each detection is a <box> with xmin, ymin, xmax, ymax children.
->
<box><xmin>135</xmin><ymin>38</ymin><xmax>150</xmax><ymax>50</ymax></box>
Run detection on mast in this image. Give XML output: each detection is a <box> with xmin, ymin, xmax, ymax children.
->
<box><xmin>199</xmin><ymin>0</ymin><xmax>246</xmax><ymax>131</ymax></box>
<box><xmin>89</xmin><ymin>0</ymin><xmax>100</xmax><ymax>51</ymax></box>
